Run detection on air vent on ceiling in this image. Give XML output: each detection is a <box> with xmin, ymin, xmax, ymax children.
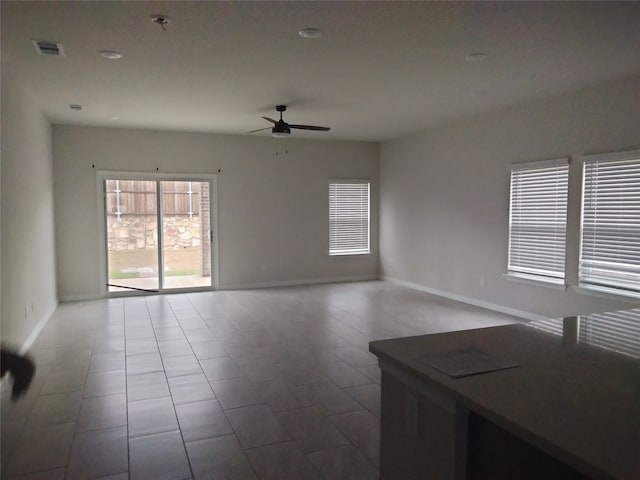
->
<box><xmin>32</xmin><ymin>40</ymin><xmax>65</xmax><ymax>56</ymax></box>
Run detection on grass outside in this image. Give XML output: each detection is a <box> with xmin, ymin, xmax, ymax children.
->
<box><xmin>109</xmin><ymin>271</ymin><xmax>141</xmax><ymax>279</ymax></box>
<box><xmin>108</xmin><ymin>247</ymin><xmax>204</xmax><ymax>279</ymax></box>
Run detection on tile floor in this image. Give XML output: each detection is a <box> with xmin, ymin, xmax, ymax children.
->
<box><xmin>1</xmin><ymin>281</ymin><xmax>520</xmax><ymax>480</ymax></box>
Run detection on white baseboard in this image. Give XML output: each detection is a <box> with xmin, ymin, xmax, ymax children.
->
<box><xmin>59</xmin><ymin>276</ymin><xmax>381</xmax><ymax>299</ymax></box>
<box><xmin>21</xmin><ymin>277</ymin><xmax>541</xmax><ymax>354</ymax></box>
<box><xmin>220</xmin><ymin>274</ymin><xmax>380</xmax><ymax>291</ymax></box>
<box><xmin>20</xmin><ymin>302</ymin><xmax>58</xmax><ymax>353</ymax></box>
<box><xmin>383</xmin><ymin>276</ymin><xmax>547</xmax><ymax>323</ymax></box>
<box><xmin>59</xmin><ymin>293</ymin><xmax>104</xmax><ymax>302</ymax></box>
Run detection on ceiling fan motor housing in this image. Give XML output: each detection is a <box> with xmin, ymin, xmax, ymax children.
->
<box><xmin>273</xmin><ymin>122</ymin><xmax>291</xmax><ymax>135</ymax></box>
<box><xmin>247</xmin><ymin>104</ymin><xmax>328</xmax><ymax>135</ymax></box>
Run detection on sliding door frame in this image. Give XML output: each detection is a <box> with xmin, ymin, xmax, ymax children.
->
<box><xmin>96</xmin><ymin>171</ymin><xmax>219</xmax><ymax>297</ymax></box>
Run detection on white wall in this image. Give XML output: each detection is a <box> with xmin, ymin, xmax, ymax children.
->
<box><xmin>1</xmin><ymin>69</ymin><xmax>58</xmax><ymax>348</ymax></box>
<box><xmin>53</xmin><ymin>126</ymin><xmax>379</xmax><ymax>299</ymax></box>
<box><xmin>380</xmin><ymin>76</ymin><xmax>640</xmax><ymax>318</ymax></box>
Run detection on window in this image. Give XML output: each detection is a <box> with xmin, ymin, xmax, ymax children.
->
<box><xmin>579</xmin><ymin>150</ymin><xmax>640</xmax><ymax>296</ymax></box>
<box><xmin>578</xmin><ymin>309</ymin><xmax>640</xmax><ymax>359</ymax></box>
<box><xmin>508</xmin><ymin>159</ymin><xmax>569</xmax><ymax>283</ymax></box>
<box><xmin>329</xmin><ymin>180</ymin><xmax>370</xmax><ymax>255</ymax></box>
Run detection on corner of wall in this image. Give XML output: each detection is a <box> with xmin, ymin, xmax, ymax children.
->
<box><xmin>20</xmin><ymin>302</ymin><xmax>57</xmax><ymax>353</ymax></box>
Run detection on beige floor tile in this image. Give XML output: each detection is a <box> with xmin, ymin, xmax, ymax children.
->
<box><xmin>225</xmin><ymin>404</ymin><xmax>291</xmax><ymax>449</ymax></box>
<box><xmin>276</xmin><ymin>406</ymin><xmax>349</xmax><ymax>453</ymax></box>
<box><xmin>168</xmin><ymin>372</ymin><xmax>216</xmax><ymax>405</ymax></box>
<box><xmin>66</xmin><ymin>426</ymin><xmax>128</xmax><ymax>479</ymax></box>
<box><xmin>5</xmin><ymin>423</ymin><xmax>76</xmax><ymax>476</ymax></box>
<box><xmin>247</xmin><ymin>441</ymin><xmax>322</xmax><ymax>480</ymax></box>
<box><xmin>11</xmin><ymin>281</ymin><xmax>524</xmax><ymax>480</ymax></box>
<box><xmin>186</xmin><ymin>435</ymin><xmax>257</xmax><ymax>480</ymax></box>
<box><xmin>307</xmin><ymin>444</ymin><xmax>379</xmax><ymax>480</ymax></box>
<box><xmin>175</xmin><ymin>399</ymin><xmax>233</xmax><ymax>442</ymax></box>
<box><xmin>129</xmin><ymin>430</ymin><xmax>191</xmax><ymax>480</ymax></box>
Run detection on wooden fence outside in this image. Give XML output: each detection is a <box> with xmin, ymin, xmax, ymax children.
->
<box><xmin>105</xmin><ymin>180</ymin><xmax>203</xmax><ymax>216</ymax></box>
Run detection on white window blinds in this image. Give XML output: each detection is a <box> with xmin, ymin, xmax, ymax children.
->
<box><xmin>579</xmin><ymin>309</ymin><xmax>640</xmax><ymax>359</ymax></box>
<box><xmin>579</xmin><ymin>152</ymin><xmax>640</xmax><ymax>295</ymax></box>
<box><xmin>508</xmin><ymin>159</ymin><xmax>569</xmax><ymax>282</ymax></box>
<box><xmin>329</xmin><ymin>181</ymin><xmax>370</xmax><ymax>255</ymax></box>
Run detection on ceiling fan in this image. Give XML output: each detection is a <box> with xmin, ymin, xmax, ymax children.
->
<box><xmin>249</xmin><ymin>105</ymin><xmax>330</xmax><ymax>137</ymax></box>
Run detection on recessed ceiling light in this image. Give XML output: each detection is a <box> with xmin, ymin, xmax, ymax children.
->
<box><xmin>299</xmin><ymin>28</ymin><xmax>322</xmax><ymax>39</ymax></box>
<box><xmin>69</xmin><ymin>104</ymin><xmax>83</xmax><ymax>111</ymax></box>
<box><xmin>100</xmin><ymin>50</ymin><xmax>122</xmax><ymax>59</ymax></box>
<box><xmin>465</xmin><ymin>52</ymin><xmax>489</xmax><ymax>62</ymax></box>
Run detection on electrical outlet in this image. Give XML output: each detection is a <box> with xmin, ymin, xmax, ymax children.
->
<box><xmin>480</xmin><ymin>277</ymin><xmax>486</xmax><ymax>287</ymax></box>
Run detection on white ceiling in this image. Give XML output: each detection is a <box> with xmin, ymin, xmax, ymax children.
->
<box><xmin>2</xmin><ymin>1</ymin><xmax>639</xmax><ymax>142</ymax></box>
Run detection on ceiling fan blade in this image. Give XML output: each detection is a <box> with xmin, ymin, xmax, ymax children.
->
<box><xmin>262</xmin><ymin>117</ymin><xmax>277</xmax><ymax>124</ymax></box>
<box><xmin>247</xmin><ymin>126</ymin><xmax>272</xmax><ymax>133</ymax></box>
<box><xmin>289</xmin><ymin>124</ymin><xmax>330</xmax><ymax>131</ymax></box>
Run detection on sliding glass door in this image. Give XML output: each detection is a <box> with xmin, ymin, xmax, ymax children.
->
<box><xmin>104</xmin><ymin>177</ymin><xmax>214</xmax><ymax>293</ymax></box>
<box><xmin>161</xmin><ymin>181</ymin><xmax>211</xmax><ymax>289</ymax></box>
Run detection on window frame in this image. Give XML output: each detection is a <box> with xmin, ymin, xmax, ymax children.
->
<box><xmin>328</xmin><ymin>179</ymin><xmax>371</xmax><ymax>256</ymax></box>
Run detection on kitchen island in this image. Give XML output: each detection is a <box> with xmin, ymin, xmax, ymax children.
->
<box><xmin>369</xmin><ymin>312</ymin><xmax>640</xmax><ymax>480</ymax></box>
